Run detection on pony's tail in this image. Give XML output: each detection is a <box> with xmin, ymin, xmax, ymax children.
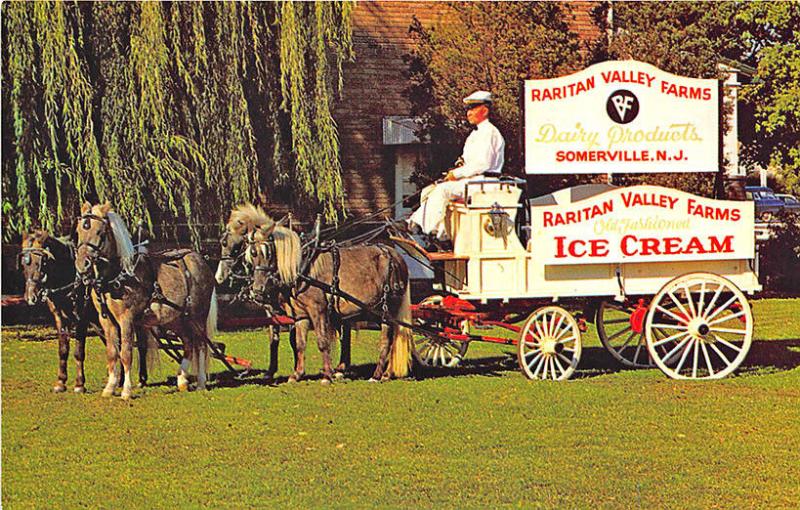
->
<box><xmin>206</xmin><ymin>287</ymin><xmax>218</xmax><ymax>343</ymax></box>
<box><xmin>388</xmin><ymin>285</ymin><xmax>413</xmax><ymax>378</ymax></box>
<box><xmin>192</xmin><ymin>288</ymin><xmax>217</xmax><ymax>379</ymax></box>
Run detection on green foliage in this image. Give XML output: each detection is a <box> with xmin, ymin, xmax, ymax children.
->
<box><xmin>736</xmin><ymin>2</ymin><xmax>800</xmax><ymax>196</ymax></box>
<box><xmin>597</xmin><ymin>1</ymin><xmax>747</xmax><ymax>195</ymax></box>
<box><xmin>404</xmin><ymin>3</ymin><xmax>583</xmax><ymax>187</ymax></box>
<box><xmin>603</xmin><ymin>1</ymin><xmax>800</xmax><ymax>196</ymax></box>
<box><xmin>406</xmin><ymin>2</ymin><xmax>798</xmax><ymax>199</ymax></box>
<box><xmin>1</xmin><ymin>1</ymin><xmax>354</xmax><ymax>243</ymax></box>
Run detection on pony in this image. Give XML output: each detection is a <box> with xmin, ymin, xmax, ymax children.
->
<box><xmin>20</xmin><ymin>230</ymin><xmax>156</xmax><ymax>392</ymax></box>
<box><xmin>246</xmin><ymin>218</ymin><xmax>413</xmax><ymax>383</ymax></box>
<box><xmin>74</xmin><ymin>202</ymin><xmax>217</xmax><ymax>399</ymax></box>
<box><xmin>20</xmin><ymin>230</ymin><xmax>101</xmax><ymax>392</ymax></box>
<box><xmin>216</xmin><ymin>203</ymin><xmax>356</xmax><ymax>379</ymax></box>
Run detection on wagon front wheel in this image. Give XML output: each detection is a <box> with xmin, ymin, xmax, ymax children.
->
<box><xmin>645</xmin><ymin>273</ymin><xmax>753</xmax><ymax>380</ymax></box>
<box><xmin>413</xmin><ymin>335</ymin><xmax>469</xmax><ymax>368</ymax></box>
<box><xmin>518</xmin><ymin>306</ymin><xmax>581</xmax><ymax>381</ymax></box>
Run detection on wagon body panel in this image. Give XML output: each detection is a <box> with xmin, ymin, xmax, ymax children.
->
<box><xmin>438</xmin><ymin>183</ymin><xmax>760</xmax><ymax>302</ymax></box>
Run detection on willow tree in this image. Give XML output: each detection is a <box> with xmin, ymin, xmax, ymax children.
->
<box><xmin>1</xmin><ymin>1</ymin><xmax>353</xmax><ymax>243</ymax></box>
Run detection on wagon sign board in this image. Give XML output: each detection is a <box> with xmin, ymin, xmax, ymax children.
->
<box><xmin>529</xmin><ymin>185</ymin><xmax>754</xmax><ymax>265</ymax></box>
<box><xmin>524</xmin><ymin>60</ymin><xmax>719</xmax><ymax>174</ymax></box>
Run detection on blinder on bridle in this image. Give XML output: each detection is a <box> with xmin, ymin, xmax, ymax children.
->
<box><xmin>77</xmin><ymin>213</ymin><xmax>111</xmax><ymax>267</ymax></box>
<box><xmin>19</xmin><ymin>247</ymin><xmax>56</xmax><ymax>303</ymax></box>
<box><xmin>219</xmin><ymin>230</ymin><xmax>251</xmax><ymax>282</ymax></box>
<box><xmin>247</xmin><ymin>233</ymin><xmax>281</xmax><ymax>297</ymax></box>
<box><xmin>18</xmin><ymin>247</ymin><xmax>54</xmax><ymax>272</ymax></box>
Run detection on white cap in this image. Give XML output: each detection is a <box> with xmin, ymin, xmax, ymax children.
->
<box><xmin>463</xmin><ymin>90</ymin><xmax>493</xmax><ymax>105</ymax></box>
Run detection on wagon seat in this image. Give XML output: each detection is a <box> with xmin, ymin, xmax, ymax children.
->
<box><xmin>445</xmin><ymin>176</ymin><xmax>528</xmax><ymax>258</ymax></box>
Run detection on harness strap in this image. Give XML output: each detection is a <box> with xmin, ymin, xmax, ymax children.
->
<box><xmin>327</xmin><ymin>243</ymin><xmax>341</xmax><ymax>317</ymax></box>
<box><xmin>148</xmin><ymin>256</ymin><xmax>194</xmax><ymax>315</ymax></box>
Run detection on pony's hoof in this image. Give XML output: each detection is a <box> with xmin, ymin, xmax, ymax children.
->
<box><xmin>53</xmin><ymin>384</ymin><xmax>67</xmax><ymax>393</ymax></box>
<box><xmin>74</xmin><ymin>386</ymin><xmax>86</xmax><ymax>394</ymax></box>
<box><xmin>368</xmin><ymin>378</ymin><xmax>380</xmax><ymax>383</ymax></box>
<box><xmin>333</xmin><ymin>371</ymin><xmax>345</xmax><ymax>381</ymax></box>
<box><xmin>121</xmin><ymin>389</ymin><xmax>133</xmax><ymax>400</ymax></box>
<box><xmin>101</xmin><ymin>388</ymin><xmax>115</xmax><ymax>398</ymax></box>
<box><xmin>320</xmin><ymin>378</ymin><xmax>332</xmax><ymax>386</ymax></box>
<box><xmin>177</xmin><ymin>383</ymin><xmax>190</xmax><ymax>392</ymax></box>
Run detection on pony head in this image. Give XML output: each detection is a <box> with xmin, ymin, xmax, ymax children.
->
<box><xmin>216</xmin><ymin>203</ymin><xmax>272</xmax><ymax>285</ymax></box>
<box><xmin>75</xmin><ymin>201</ymin><xmax>135</xmax><ymax>280</ymax></box>
<box><xmin>245</xmin><ymin>220</ymin><xmax>301</xmax><ymax>303</ymax></box>
<box><xmin>20</xmin><ymin>230</ymin><xmax>55</xmax><ymax>305</ymax></box>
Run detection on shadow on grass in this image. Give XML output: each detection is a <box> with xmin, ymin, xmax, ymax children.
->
<box><xmin>740</xmin><ymin>338</ymin><xmax>800</xmax><ymax>372</ymax></box>
<box><xmin>195</xmin><ymin>339</ymin><xmax>800</xmax><ymax>389</ymax></box>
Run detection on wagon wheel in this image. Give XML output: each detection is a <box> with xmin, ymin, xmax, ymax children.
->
<box><xmin>596</xmin><ymin>299</ymin><xmax>659</xmax><ymax>368</ymax></box>
<box><xmin>645</xmin><ymin>273</ymin><xmax>753</xmax><ymax>380</ymax></box>
<box><xmin>413</xmin><ymin>334</ymin><xmax>469</xmax><ymax>368</ymax></box>
<box><xmin>518</xmin><ymin>306</ymin><xmax>581</xmax><ymax>381</ymax></box>
<box><xmin>413</xmin><ymin>296</ymin><xmax>469</xmax><ymax>368</ymax></box>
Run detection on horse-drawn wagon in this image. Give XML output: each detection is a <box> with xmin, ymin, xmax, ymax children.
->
<box><xmin>394</xmin><ymin>177</ymin><xmax>760</xmax><ymax>381</ymax></box>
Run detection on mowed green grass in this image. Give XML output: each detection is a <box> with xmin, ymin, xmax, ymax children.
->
<box><xmin>3</xmin><ymin>299</ymin><xmax>799</xmax><ymax>509</ymax></box>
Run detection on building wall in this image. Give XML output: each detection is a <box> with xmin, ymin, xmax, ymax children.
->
<box><xmin>336</xmin><ymin>1</ymin><xmax>603</xmax><ymax>217</ymax></box>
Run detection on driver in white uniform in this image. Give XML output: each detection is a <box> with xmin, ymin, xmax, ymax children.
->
<box><xmin>408</xmin><ymin>90</ymin><xmax>505</xmax><ymax>242</ymax></box>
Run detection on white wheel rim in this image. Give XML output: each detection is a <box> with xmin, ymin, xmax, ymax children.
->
<box><xmin>645</xmin><ymin>273</ymin><xmax>753</xmax><ymax>380</ymax></box>
<box><xmin>413</xmin><ymin>295</ymin><xmax>468</xmax><ymax>368</ymax></box>
<box><xmin>596</xmin><ymin>300</ymin><xmax>655</xmax><ymax>368</ymax></box>
<box><xmin>413</xmin><ymin>336</ymin><xmax>467</xmax><ymax>368</ymax></box>
<box><xmin>518</xmin><ymin>306</ymin><xmax>581</xmax><ymax>381</ymax></box>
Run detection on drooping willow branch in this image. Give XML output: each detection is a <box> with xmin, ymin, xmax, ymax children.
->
<box><xmin>1</xmin><ymin>1</ymin><xmax>354</xmax><ymax>243</ymax></box>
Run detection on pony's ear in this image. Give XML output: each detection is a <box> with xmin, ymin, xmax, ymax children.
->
<box><xmin>81</xmin><ymin>201</ymin><xmax>92</xmax><ymax>214</ymax></box>
<box><xmin>99</xmin><ymin>202</ymin><xmax>111</xmax><ymax>214</ymax></box>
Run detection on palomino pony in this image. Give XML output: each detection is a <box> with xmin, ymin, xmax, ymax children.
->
<box><xmin>216</xmin><ymin>203</ymin><xmax>355</xmax><ymax>379</ymax></box>
<box><xmin>247</xmin><ymin>217</ymin><xmax>413</xmax><ymax>383</ymax></box>
<box><xmin>75</xmin><ymin>202</ymin><xmax>217</xmax><ymax>399</ymax></box>
<box><xmin>20</xmin><ymin>230</ymin><xmax>154</xmax><ymax>392</ymax></box>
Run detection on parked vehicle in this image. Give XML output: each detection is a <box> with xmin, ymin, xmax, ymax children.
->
<box><xmin>775</xmin><ymin>193</ymin><xmax>800</xmax><ymax>213</ymax></box>
<box><xmin>745</xmin><ymin>186</ymin><xmax>784</xmax><ymax>221</ymax></box>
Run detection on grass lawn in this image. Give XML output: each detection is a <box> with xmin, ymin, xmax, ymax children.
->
<box><xmin>2</xmin><ymin>298</ymin><xmax>799</xmax><ymax>509</ymax></box>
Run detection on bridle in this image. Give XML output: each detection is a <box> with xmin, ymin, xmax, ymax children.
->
<box><xmin>19</xmin><ymin>245</ymin><xmax>77</xmax><ymax>303</ymax></box>
<box><xmin>245</xmin><ymin>232</ymin><xmax>281</xmax><ymax>303</ymax></box>
<box><xmin>76</xmin><ymin>213</ymin><xmax>112</xmax><ymax>270</ymax></box>
<box><xmin>218</xmin><ymin>215</ymin><xmax>291</xmax><ymax>304</ymax></box>
<box><xmin>219</xmin><ymin>231</ymin><xmax>254</xmax><ymax>286</ymax></box>
<box><xmin>19</xmin><ymin>247</ymin><xmax>54</xmax><ymax>286</ymax></box>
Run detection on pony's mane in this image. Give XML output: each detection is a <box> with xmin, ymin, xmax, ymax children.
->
<box><xmin>272</xmin><ymin>225</ymin><xmax>301</xmax><ymax>284</ymax></box>
<box><xmin>106</xmin><ymin>211</ymin><xmax>138</xmax><ymax>273</ymax></box>
<box><xmin>250</xmin><ymin>223</ymin><xmax>301</xmax><ymax>285</ymax></box>
<box><xmin>228</xmin><ymin>203</ymin><xmax>273</xmax><ymax>235</ymax></box>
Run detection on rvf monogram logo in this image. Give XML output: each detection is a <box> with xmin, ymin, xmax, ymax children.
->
<box><xmin>606</xmin><ymin>90</ymin><xmax>639</xmax><ymax>124</ymax></box>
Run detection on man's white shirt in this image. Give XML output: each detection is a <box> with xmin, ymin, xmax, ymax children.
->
<box><xmin>451</xmin><ymin>119</ymin><xmax>505</xmax><ymax>179</ymax></box>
